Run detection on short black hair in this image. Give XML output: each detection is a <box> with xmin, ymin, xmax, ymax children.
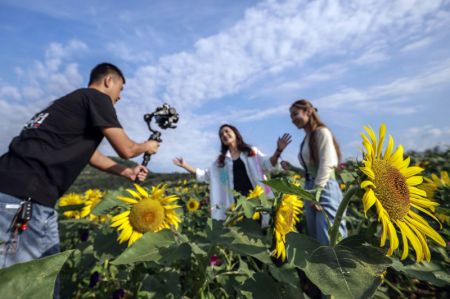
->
<box><xmin>88</xmin><ymin>63</ymin><xmax>126</xmax><ymax>86</ymax></box>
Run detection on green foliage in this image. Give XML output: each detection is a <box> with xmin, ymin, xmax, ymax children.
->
<box><xmin>4</xmin><ymin>149</ymin><xmax>445</xmax><ymax>298</ymax></box>
<box><xmin>0</xmin><ymin>250</ymin><xmax>72</xmax><ymax>299</ymax></box>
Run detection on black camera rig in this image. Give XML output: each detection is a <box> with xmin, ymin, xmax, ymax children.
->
<box><xmin>139</xmin><ymin>103</ymin><xmax>179</xmax><ymax>171</ymax></box>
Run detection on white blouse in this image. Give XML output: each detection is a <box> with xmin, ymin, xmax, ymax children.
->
<box><xmin>298</xmin><ymin>127</ymin><xmax>338</xmax><ymax>187</ymax></box>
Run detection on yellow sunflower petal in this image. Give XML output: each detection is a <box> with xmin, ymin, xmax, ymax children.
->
<box><xmin>361</xmin><ymin>180</ymin><xmax>376</xmax><ymax>189</ymax></box>
<box><xmin>362</xmin><ymin>189</ymin><xmax>377</xmax><ymax>214</ymax></box>
<box><xmin>126</xmin><ymin>188</ymin><xmax>141</xmax><ymax>200</ymax></box>
<box><xmin>396</xmin><ymin>221</ymin><xmax>409</xmax><ymax>260</ymax></box>
<box><xmin>111</xmin><ymin>211</ymin><xmax>131</xmax><ymax>222</ymax></box>
<box><xmin>400</xmin><ymin>166</ymin><xmax>423</xmax><ymax>178</ymax></box>
<box><xmin>377</xmin><ymin>123</ymin><xmax>386</xmax><ymax>159</ymax></box>
<box><xmin>409</xmin><ymin>225</ymin><xmax>431</xmax><ymax>262</ymax></box>
<box><xmin>396</xmin><ymin>220</ymin><xmax>423</xmax><ymax>262</ymax></box>
<box><xmin>406</xmin><ymin>176</ymin><xmax>423</xmax><ymax>186</ymax></box>
<box><xmin>134</xmin><ymin>184</ymin><xmax>149</xmax><ymax>198</ymax></box>
<box><xmin>383</xmin><ymin>135</ymin><xmax>394</xmax><ymax>160</ymax></box>
<box><xmin>360</xmin><ymin>167</ymin><xmax>375</xmax><ymax>180</ymax></box>
<box><xmin>405</xmin><ymin>216</ymin><xmax>446</xmax><ymax>247</ymax></box>
<box><xmin>117</xmin><ymin>196</ymin><xmax>138</xmax><ymax>204</ymax></box>
<box><xmin>389</xmin><ymin>144</ymin><xmax>404</xmax><ymax>164</ymax></box>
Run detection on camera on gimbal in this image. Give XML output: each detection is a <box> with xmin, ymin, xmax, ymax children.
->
<box><xmin>137</xmin><ymin>103</ymin><xmax>179</xmax><ymax>174</ymax></box>
<box><xmin>144</xmin><ymin>103</ymin><xmax>179</xmax><ymax>131</ymax></box>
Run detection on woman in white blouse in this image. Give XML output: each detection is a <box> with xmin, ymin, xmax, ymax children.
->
<box><xmin>281</xmin><ymin>99</ymin><xmax>346</xmax><ymax>245</ymax></box>
<box><xmin>173</xmin><ymin>124</ymin><xmax>291</xmax><ymax>222</ymax></box>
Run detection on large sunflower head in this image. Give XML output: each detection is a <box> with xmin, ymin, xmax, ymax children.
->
<box><xmin>110</xmin><ymin>184</ymin><xmax>181</xmax><ymax>247</ymax></box>
<box><xmin>360</xmin><ymin>124</ymin><xmax>445</xmax><ymax>262</ymax></box>
<box><xmin>59</xmin><ymin>193</ymin><xmax>84</xmax><ymax>219</ymax></box>
<box><xmin>272</xmin><ymin>194</ymin><xmax>303</xmax><ymax>261</ymax></box>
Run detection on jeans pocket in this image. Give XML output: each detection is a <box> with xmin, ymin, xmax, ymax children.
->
<box><xmin>0</xmin><ymin>204</ymin><xmax>21</xmax><ymax>256</ymax></box>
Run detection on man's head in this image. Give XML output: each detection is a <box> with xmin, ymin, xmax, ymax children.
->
<box><xmin>88</xmin><ymin>63</ymin><xmax>125</xmax><ymax>104</ymax></box>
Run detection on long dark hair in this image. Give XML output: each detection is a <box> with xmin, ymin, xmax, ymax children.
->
<box><xmin>217</xmin><ymin>124</ymin><xmax>253</xmax><ymax>168</ymax></box>
<box><xmin>290</xmin><ymin>99</ymin><xmax>342</xmax><ymax>165</ymax></box>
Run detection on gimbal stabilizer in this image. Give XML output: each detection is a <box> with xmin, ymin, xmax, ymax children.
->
<box><xmin>136</xmin><ymin>103</ymin><xmax>179</xmax><ymax>182</ymax></box>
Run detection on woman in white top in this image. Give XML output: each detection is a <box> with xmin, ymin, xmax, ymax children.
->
<box><xmin>173</xmin><ymin>124</ymin><xmax>291</xmax><ymax>223</ymax></box>
<box><xmin>281</xmin><ymin>99</ymin><xmax>346</xmax><ymax>245</ymax></box>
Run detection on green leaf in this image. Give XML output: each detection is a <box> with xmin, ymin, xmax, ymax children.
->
<box><xmin>111</xmin><ymin>230</ymin><xmax>175</xmax><ymax>265</ymax></box>
<box><xmin>206</xmin><ymin>219</ymin><xmax>272</xmax><ymax>264</ymax></box>
<box><xmin>159</xmin><ymin>242</ymin><xmax>192</xmax><ymax>264</ymax></box>
<box><xmin>289</xmin><ymin>236</ymin><xmax>391</xmax><ymax>299</ymax></box>
<box><xmin>237</xmin><ymin>197</ymin><xmax>257</xmax><ymax>218</ymax></box>
<box><xmin>263</xmin><ymin>178</ymin><xmax>315</xmax><ymax>201</ymax></box>
<box><xmin>286</xmin><ymin>233</ymin><xmax>322</xmax><ymax>269</ymax></box>
<box><xmin>57</xmin><ymin>204</ymin><xmax>84</xmax><ymax>213</ymax></box>
<box><xmin>339</xmin><ymin>171</ymin><xmax>357</xmax><ymax>184</ymax></box>
<box><xmin>91</xmin><ymin>189</ymin><xmax>128</xmax><ymax>215</ymax></box>
<box><xmin>268</xmin><ymin>264</ymin><xmax>299</xmax><ymax>287</ymax></box>
<box><xmin>390</xmin><ymin>259</ymin><xmax>450</xmax><ymax>287</ymax></box>
<box><xmin>241</xmin><ymin>272</ymin><xmax>283</xmax><ymax>299</ymax></box>
<box><xmin>222</xmin><ymin>220</ymin><xmax>272</xmax><ymax>264</ymax></box>
<box><xmin>0</xmin><ymin>250</ymin><xmax>73</xmax><ymax>299</ymax></box>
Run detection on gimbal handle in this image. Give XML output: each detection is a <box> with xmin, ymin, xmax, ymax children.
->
<box><xmin>134</xmin><ymin>131</ymin><xmax>161</xmax><ymax>183</ymax></box>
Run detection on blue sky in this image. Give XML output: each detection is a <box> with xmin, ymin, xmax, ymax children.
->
<box><xmin>0</xmin><ymin>0</ymin><xmax>449</xmax><ymax>172</ymax></box>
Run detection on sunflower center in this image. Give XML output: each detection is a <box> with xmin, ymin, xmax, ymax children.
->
<box><xmin>372</xmin><ymin>160</ymin><xmax>410</xmax><ymax>220</ymax></box>
<box><xmin>129</xmin><ymin>199</ymin><xmax>165</xmax><ymax>233</ymax></box>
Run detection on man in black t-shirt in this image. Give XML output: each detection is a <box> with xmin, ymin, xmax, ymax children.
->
<box><xmin>0</xmin><ymin>63</ymin><xmax>160</xmax><ymax>271</ymax></box>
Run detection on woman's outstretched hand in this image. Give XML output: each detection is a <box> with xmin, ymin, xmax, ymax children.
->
<box><xmin>277</xmin><ymin>133</ymin><xmax>292</xmax><ymax>153</ymax></box>
<box><xmin>172</xmin><ymin>157</ymin><xmax>196</xmax><ymax>174</ymax></box>
<box><xmin>173</xmin><ymin>157</ymin><xmax>185</xmax><ymax>168</ymax></box>
<box><xmin>280</xmin><ymin>160</ymin><xmax>291</xmax><ymax>170</ymax></box>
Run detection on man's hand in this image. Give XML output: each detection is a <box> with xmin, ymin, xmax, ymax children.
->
<box><xmin>145</xmin><ymin>140</ymin><xmax>160</xmax><ymax>155</ymax></box>
<box><xmin>125</xmin><ymin>165</ymin><xmax>149</xmax><ymax>182</ymax></box>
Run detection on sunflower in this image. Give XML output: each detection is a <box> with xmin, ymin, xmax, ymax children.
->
<box><xmin>110</xmin><ymin>184</ymin><xmax>181</xmax><ymax>247</ymax></box>
<box><xmin>186</xmin><ymin>198</ymin><xmax>200</xmax><ymax>212</ymax></box>
<box><xmin>272</xmin><ymin>194</ymin><xmax>303</xmax><ymax>261</ymax></box>
<box><xmin>80</xmin><ymin>189</ymin><xmax>109</xmax><ymax>222</ymax></box>
<box><xmin>290</xmin><ymin>174</ymin><xmax>302</xmax><ymax>187</ymax></box>
<box><xmin>247</xmin><ymin>185</ymin><xmax>264</xmax><ymax>199</ymax></box>
<box><xmin>59</xmin><ymin>193</ymin><xmax>84</xmax><ymax>219</ymax></box>
<box><xmin>421</xmin><ymin>171</ymin><xmax>450</xmax><ymax>224</ymax></box>
<box><xmin>360</xmin><ymin>124</ymin><xmax>445</xmax><ymax>262</ymax></box>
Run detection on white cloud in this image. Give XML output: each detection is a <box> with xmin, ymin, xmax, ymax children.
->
<box><xmin>2</xmin><ymin>0</ymin><xmax>450</xmax><ymax>170</ymax></box>
<box><xmin>401</xmin><ymin>36</ymin><xmax>435</xmax><ymax>52</ymax></box>
<box><xmin>0</xmin><ymin>40</ymin><xmax>88</xmax><ymax>154</ymax></box>
<box><xmin>124</xmin><ymin>0</ymin><xmax>448</xmax><ymax>111</ymax></box>
<box><xmin>316</xmin><ymin>59</ymin><xmax>450</xmax><ymax>111</ymax></box>
<box><xmin>400</xmin><ymin>125</ymin><xmax>450</xmax><ymax>152</ymax></box>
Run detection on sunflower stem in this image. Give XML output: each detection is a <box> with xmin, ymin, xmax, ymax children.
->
<box><xmin>329</xmin><ymin>187</ymin><xmax>358</xmax><ymax>247</ymax></box>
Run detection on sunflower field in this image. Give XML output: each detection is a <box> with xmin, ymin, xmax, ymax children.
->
<box><xmin>0</xmin><ymin>125</ymin><xmax>449</xmax><ymax>299</ymax></box>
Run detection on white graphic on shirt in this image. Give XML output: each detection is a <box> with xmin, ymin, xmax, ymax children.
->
<box><xmin>23</xmin><ymin>112</ymin><xmax>49</xmax><ymax>130</ymax></box>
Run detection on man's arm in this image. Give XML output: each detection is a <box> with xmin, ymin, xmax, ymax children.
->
<box><xmin>89</xmin><ymin>150</ymin><xmax>148</xmax><ymax>181</ymax></box>
<box><xmin>102</xmin><ymin>127</ymin><xmax>159</xmax><ymax>159</ymax></box>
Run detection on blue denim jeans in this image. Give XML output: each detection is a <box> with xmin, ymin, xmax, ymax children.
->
<box><xmin>0</xmin><ymin>192</ymin><xmax>60</xmax><ymax>298</ymax></box>
<box><xmin>304</xmin><ymin>179</ymin><xmax>347</xmax><ymax>245</ymax></box>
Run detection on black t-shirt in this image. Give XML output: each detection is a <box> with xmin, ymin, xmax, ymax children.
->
<box><xmin>0</xmin><ymin>88</ymin><xmax>122</xmax><ymax>207</ymax></box>
<box><xmin>232</xmin><ymin>157</ymin><xmax>254</xmax><ymax>197</ymax></box>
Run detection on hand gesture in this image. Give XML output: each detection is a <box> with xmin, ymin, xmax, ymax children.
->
<box><xmin>276</xmin><ymin>133</ymin><xmax>292</xmax><ymax>153</ymax></box>
<box><xmin>128</xmin><ymin>165</ymin><xmax>149</xmax><ymax>182</ymax></box>
<box><xmin>280</xmin><ymin>160</ymin><xmax>291</xmax><ymax>170</ymax></box>
<box><xmin>172</xmin><ymin>157</ymin><xmax>185</xmax><ymax>168</ymax></box>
